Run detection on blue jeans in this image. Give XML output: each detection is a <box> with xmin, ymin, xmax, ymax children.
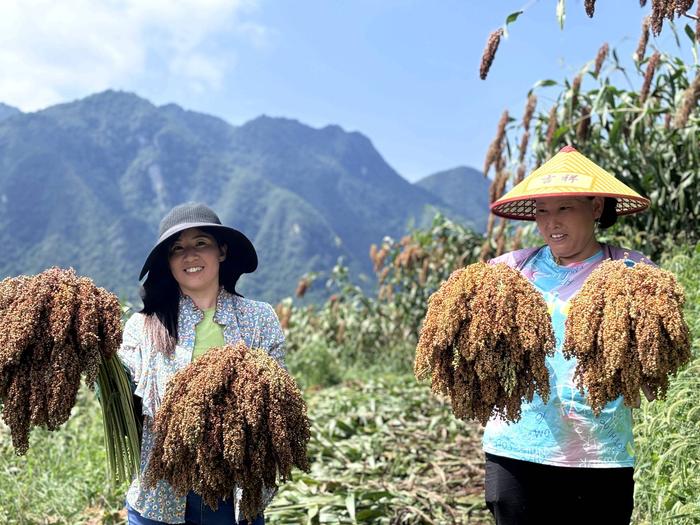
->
<box><xmin>126</xmin><ymin>491</ymin><xmax>265</xmax><ymax>525</ymax></box>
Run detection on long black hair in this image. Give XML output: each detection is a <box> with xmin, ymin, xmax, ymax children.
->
<box><xmin>139</xmin><ymin>227</ymin><xmax>243</xmax><ymax>353</ymax></box>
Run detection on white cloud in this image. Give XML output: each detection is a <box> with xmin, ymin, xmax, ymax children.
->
<box><xmin>169</xmin><ymin>52</ymin><xmax>230</xmax><ymax>93</ymax></box>
<box><xmin>0</xmin><ymin>0</ymin><xmax>265</xmax><ymax>111</ymax></box>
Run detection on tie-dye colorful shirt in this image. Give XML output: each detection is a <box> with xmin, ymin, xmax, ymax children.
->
<box><xmin>482</xmin><ymin>244</ymin><xmax>652</xmax><ymax>468</ymax></box>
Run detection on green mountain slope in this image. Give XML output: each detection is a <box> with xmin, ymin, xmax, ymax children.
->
<box><xmin>0</xmin><ymin>103</ymin><xmax>21</xmax><ymax>122</ymax></box>
<box><xmin>414</xmin><ymin>166</ymin><xmax>490</xmax><ymax>233</ymax></box>
<box><xmin>0</xmin><ymin>91</ymin><xmax>486</xmax><ymax>303</ymax></box>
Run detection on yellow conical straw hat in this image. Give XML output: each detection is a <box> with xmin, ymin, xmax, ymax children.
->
<box><xmin>490</xmin><ymin>146</ymin><xmax>650</xmax><ymax>220</ymax></box>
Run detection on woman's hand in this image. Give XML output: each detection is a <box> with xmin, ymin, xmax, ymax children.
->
<box><xmin>641</xmin><ymin>384</ymin><xmax>657</xmax><ymax>403</ymax></box>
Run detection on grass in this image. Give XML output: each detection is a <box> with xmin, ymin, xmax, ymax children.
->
<box><xmin>631</xmin><ymin>246</ymin><xmax>700</xmax><ymax>525</ymax></box>
<box><xmin>0</xmin><ymin>387</ymin><xmax>127</xmax><ymax>525</ymax></box>
<box><xmin>633</xmin><ymin>358</ymin><xmax>700</xmax><ymax>524</ymax></box>
<box><xmin>267</xmin><ymin>375</ymin><xmax>491</xmax><ymax>524</ymax></box>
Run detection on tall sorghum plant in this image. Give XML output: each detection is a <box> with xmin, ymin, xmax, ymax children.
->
<box><xmin>279</xmin><ymin>214</ymin><xmax>483</xmax><ymax>373</ymax></box>
<box><xmin>482</xmin><ymin>38</ymin><xmax>700</xmax><ymax>259</ymax></box>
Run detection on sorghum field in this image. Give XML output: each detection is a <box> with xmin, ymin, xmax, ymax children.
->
<box><xmin>3</xmin><ymin>2</ymin><xmax>700</xmax><ymax>520</ymax></box>
<box><xmin>1</xmin><ymin>242</ymin><xmax>697</xmax><ymax>524</ymax></box>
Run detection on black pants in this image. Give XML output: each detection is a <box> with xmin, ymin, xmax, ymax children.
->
<box><xmin>484</xmin><ymin>453</ymin><xmax>634</xmax><ymax>525</ymax></box>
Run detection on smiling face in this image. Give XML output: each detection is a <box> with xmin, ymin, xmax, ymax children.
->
<box><xmin>534</xmin><ymin>196</ymin><xmax>604</xmax><ymax>264</ymax></box>
<box><xmin>168</xmin><ymin>227</ymin><xmax>227</xmax><ymax>301</ymax></box>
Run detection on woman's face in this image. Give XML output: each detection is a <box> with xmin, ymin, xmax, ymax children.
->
<box><xmin>534</xmin><ymin>196</ymin><xmax>603</xmax><ymax>264</ymax></box>
<box><xmin>168</xmin><ymin>228</ymin><xmax>227</xmax><ymax>299</ymax></box>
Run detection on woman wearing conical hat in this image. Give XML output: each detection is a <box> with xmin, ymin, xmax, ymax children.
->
<box><xmin>482</xmin><ymin>146</ymin><xmax>652</xmax><ymax>525</ymax></box>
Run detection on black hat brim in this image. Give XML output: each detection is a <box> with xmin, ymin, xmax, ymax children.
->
<box><xmin>139</xmin><ymin>222</ymin><xmax>257</xmax><ymax>280</ymax></box>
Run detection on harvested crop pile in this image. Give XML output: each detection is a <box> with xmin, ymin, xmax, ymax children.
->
<box><xmin>563</xmin><ymin>260</ymin><xmax>691</xmax><ymax>415</ymax></box>
<box><xmin>0</xmin><ymin>267</ymin><xmax>123</xmax><ymax>454</ymax></box>
<box><xmin>144</xmin><ymin>342</ymin><xmax>310</xmax><ymax>520</ymax></box>
<box><xmin>414</xmin><ymin>262</ymin><xmax>555</xmax><ymax>425</ymax></box>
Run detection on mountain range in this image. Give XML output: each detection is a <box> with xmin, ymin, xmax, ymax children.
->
<box><xmin>0</xmin><ymin>103</ymin><xmax>21</xmax><ymax>122</ymax></box>
<box><xmin>0</xmin><ymin>91</ymin><xmax>489</xmax><ymax>303</ymax></box>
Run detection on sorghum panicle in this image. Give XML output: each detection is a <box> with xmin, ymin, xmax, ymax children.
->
<box><xmin>585</xmin><ymin>0</ymin><xmax>596</xmax><ymax>18</ymax></box>
<box><xmin>518</xmin><ymin>132</ymin><xmax>530</xmax><ymax>164</ymax></box>
<box><xmin>295</xmin><ymin>278</ymin><xmax>309</xmax><ymax>298</ymax></box>
<box><xmin>144</xmin><ymin>342</ymin><xmax>310</xmax><ymax>521</ymax></box>
<box><xmin>674</xmin><ymin>73</ymin><xmax>700</xmax><ymax>128</ymax></box>
<box><xmin>563</xmin><ymin>260</ymin><xmax>691</xmax><ymax>415</ymax></box>
<box><xmin>640</xmin><ymin>51</ymin><xmax>661</xmax><ymax>102</ymax></box>
<box><xmin>0</xmin><ymin>268</ymin><xmax>122</xmax><ymax>454</ymax></box>
<box><xmin>480</xmin><ymin>28</ymin><xmax>504</xmax><ymax>80</ymax></box>
<box><xmin>483</xmin><ymin>111</ymin><xmax>509</xmax><ymax>177</ymax></box>
<box><xmin>594</xmin><ymin>43</ymin><xmax>609</xmax><ymax>76</ymax></box>
<box><xmin>651</xmin><ymin>0</ymin><xmax>666</xmax><ymax>35</ymax></box>
<box><xmin>522</xmin><ymin>94</ymin><xmax>537</xmax><ymax>131</ymax></box>
<box><xmin>546</xmin><ymin>105</ymin><xmax>559</xmax><ymax>146</ymax></box>
<box><xmin>635</xmin><ymin>17</ymin><xmax>651</xmax><ymax>62</ymax></box>
<box><xmin>673</xmin><ymin>0</ymin><xmax>694</xmax><ymax>16</ymax></box>
<box><xmin>415</xmin><ymin>263</ymin><xmax>555</xmax><ymax>425</ymax></box>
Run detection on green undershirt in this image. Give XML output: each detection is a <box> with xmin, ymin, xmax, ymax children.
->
<box><xmin>192</xmin><ymin>308</ymin><xmax>225</xmax><ymax>361</ymax></box>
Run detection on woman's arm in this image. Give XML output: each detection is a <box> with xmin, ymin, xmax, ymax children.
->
<box><xmin>258</xmin><ymin>303</ymin><xmax>286</xmax><ymax>369</ymax></box>
<box><xmin>118</xmin><ymin>313</ymin><xmax>145</xmax><ymax>389</ymax></box>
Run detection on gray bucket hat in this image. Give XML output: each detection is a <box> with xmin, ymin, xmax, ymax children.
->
<box><xmin>139</xmin><ymin>202</ymin><xmax>258</xmax><ymax>280</ymax></box>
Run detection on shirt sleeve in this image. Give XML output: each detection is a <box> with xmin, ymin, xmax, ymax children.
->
<box><xmin>238</xmin><ymin>302</ymin><xmax>287</xmax><ymax>519</ymax></box>
<box><xmin>118</xmin><ymin>313</ymin><xmax>145</xmax><ymax>393</ymax></box>
<box><xmin>258</xmin><ymin>303</ymin><xmax>286</xmax><ymax>369</ymax></box>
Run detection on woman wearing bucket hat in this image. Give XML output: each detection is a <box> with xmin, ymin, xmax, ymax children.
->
<box><xmin>482</xmin><ymin>146</ymin><xmax>652</xmax><ymax>525</ymax></box>
<box><xmin>118</xmin><ymin>203</ymin><xmax>283</xmax><ymax>525</ymax></box>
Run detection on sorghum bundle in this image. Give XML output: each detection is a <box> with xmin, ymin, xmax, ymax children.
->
<box><xmin>563</xmin><ymin>260</ymin><xmax>691</xmax><ymax>415</ymax></box>
<box><xmin>144</xmin><ymin>342</ymin><xmax>310</xmax><ymax>520</ymax></box>
<box><xmin>0</xmin><ymin>267</ymin><xmax>122</xmax><ymax>454</ymax></box>
<box><xmin>415</xmin><ymin>262</ymin><xmax>555</xmax><ymax>425</ymax></box>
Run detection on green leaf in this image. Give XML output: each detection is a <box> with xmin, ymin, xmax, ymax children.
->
<box><xmin>684</xmin><ymin>23</ymin><xmax>696</xmax><ymax>44</ymax></box>
<box><xmin>506</xmin><ymin>10</ymin><xmax>523</xmax><ymax>25</ymax></box>
<box><xmin>609</xmin><ymin>119</ymin><xmax>622</xmax><ymax>146</ymax></box>
<box><xmin>335</xmin><ymin>420</ymin><xmax>355</xmax><ymax>435</ymax></box>
<box><xmin>502</xmin><ymin>10</ymin><xmax>524</xmax><ymax>38</ymax></box>
<box><xmin>360</xmin><ymin>490</ymin><xmax>393</xmax><ymax>501</ymax></box>
<box><xmin>556</xmin><ymin>0</ymin><xmax>566</xmax><ymax>30</ymax></box>
<box><xmin>668</xmin><ymin>20</ymin><xmax>682</xmax><ymax>48</ymax></box>
<box><xmin>533</xmin><ymin>79</ymin><xmax>558</xmax><ymax>89</ymax></box>
<box><xmin>345</xmin><ymin>493</ymin><xmax>356</xmax><ymax>522</ymax></box>
<box><xmin>306</xmin><ymin>504</ymin><xmax>319</xmax><ymax>524</ymax></box>
<box><xmin>355</xmin><ymin>508</ymin><xmax>386</xmax><ymax>520</ymax></box>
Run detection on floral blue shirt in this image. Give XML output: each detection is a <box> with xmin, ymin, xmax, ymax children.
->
<box><xmin>118</xmin><ymin>288</ymin><xmax>286</xmax><ymax>524</ymax></box>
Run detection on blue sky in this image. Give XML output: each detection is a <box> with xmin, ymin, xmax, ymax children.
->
<box><xmin>0</xmin><ymin>1</ymin><xmax>694</xmax><ymax>181</ymax></box>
